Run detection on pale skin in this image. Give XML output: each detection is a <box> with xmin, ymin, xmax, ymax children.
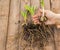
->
<box><xmin>32</xmin><ymin>9</ymin><xmax>60</xmax><ymax>25</ymax></box>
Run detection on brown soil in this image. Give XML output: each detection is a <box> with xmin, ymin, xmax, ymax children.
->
<box><xmin>22</xmin><ymin>22</ymin><xmax>56</xmax><ymax>49</ymax></box>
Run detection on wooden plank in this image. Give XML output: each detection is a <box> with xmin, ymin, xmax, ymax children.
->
<box><xmin>44</xmin><ymin>0</ymin><xmax>50</xmax><ymax>10</ymax></box>
<box><xmin>51</xmin><ymin>0</ymin><xmax>60</xmax><ymax>50</ymax></box>
<box><xmin>51</xmin><ymin>0</ymin><xmax>60</xmax><ymax>13</ymax></box>
<box><xmin>31</xmin><ymin>0</ymin><xmax>40</xmax><ymax>8</ymax></box>
<box><xmin>6</xmin><ymin>0</ymin><xmax>20</xmax><ymax>50</ymax></box>
<box><xmin>19</xmin><ymin>0</ymin><xmax>30</xmax><ymax>50</ymax></box>
<box><xmin>54</xmin><ymin>28</ymin><xmax>60</xmax><ymax>50</ymax></box>
<box><xmin>0</xmin><ymin>0</ymin><xmax>10</xmax><ymax>50</ymax></box>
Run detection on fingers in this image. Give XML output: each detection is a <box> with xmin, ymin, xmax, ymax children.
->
<box><xmin>32</xmin><ymin>9</ymin><xmax>43</xmax><ymax>24</ymax></box>
<box><xmin>32</xmin><ymin>9</ymin><xmax>46</xmax><ymax>24</ymax></box>
<box><xmin>32</xmin><ymin>14</ymin><xmax>40</xmax><ymax>24</ymax></box>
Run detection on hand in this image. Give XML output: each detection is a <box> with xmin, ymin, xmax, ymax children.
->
<box><xmin>32</xmin><ymin>9</ymin><xmax>56</xmax><ymax>25</ymax></box>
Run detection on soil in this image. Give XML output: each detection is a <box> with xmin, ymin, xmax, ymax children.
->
<box><xmin>22</xmin><ymin>22</ymin><xmax>56</xmax><ymax>49</ymax></box>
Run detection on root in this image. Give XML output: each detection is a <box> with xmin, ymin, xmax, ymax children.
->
<box><xmin>21</xmin><ymin>23</ymin><xmax>56</xmax><ymax>50</ymax></box>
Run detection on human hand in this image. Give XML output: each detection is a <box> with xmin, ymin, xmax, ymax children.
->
<box><xmin>32</xmin><ymin>9</ymin><xmax>56</xmax><ymax>25</ymax></box>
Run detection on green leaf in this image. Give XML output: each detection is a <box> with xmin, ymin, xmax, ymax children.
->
<box><xmin>24</xmin><ymin>5</ymin><xmax>31</xmax><ymax>11</ymax></box>
<box><xmin>30</xmin><ymin>6</ymin><xmax>35</xmax><ymax>15</ymax></box>
<box><xmin>21</xmin><ymin>11</ymin><xmax>27</xmax><ymax>22</ymax></box>
<box><xmin>41</xmin><ymin>0</ymin><xmax>44</xmax><ymax>8</ymax></box>
<box><xmin>25</xmin><ymin>5</ymin><xmax>36</xmax><ymax>16</ymax></box>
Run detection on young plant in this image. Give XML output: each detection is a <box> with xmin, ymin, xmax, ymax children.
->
<box><xmin>24</xmin><ymin>5</ymin><xmax>36</xmax><ymax>16</ymax></box>
<box><xmin>21</xmin><ymin>11</ymin><xmax>27</xmax><ymax>24</ymax></box>
<box><xmin>40</xmin><ymin>0</ymin><xmax>47</xmax><ymax>22</ymax></box>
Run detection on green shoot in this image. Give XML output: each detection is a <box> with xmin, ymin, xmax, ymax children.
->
<box><xmin>21</xmin><ymin>5</ymin><xmax>36</xmax><ymax>24</ymax></box>
<box><xmin>30</xmin><ymin>6</ymin><xmax>36</xmax><ymax>16</ymax></box>
<box><xmin>40</xmin><ymin>0</ymin><xmax>45</xmax><ymax>21</ymax></box>
<box><xmin>24</xmin><ymin>5</ymin><xmax>31</xmax><ymax>12</ymax></box>
<box><xmin>25</xmin><ymin>5</ymin><xmax>36</xmax><ymax>16</ymax></box>
<box><xmin>40</xmin><ymin>0</ymin><xmax>44</xmax><ymax>8</ymax></box>
<box><xmin>21</xmin><ymin>11</ymin><xmax>27</xmax><ymax>23</ymax></box>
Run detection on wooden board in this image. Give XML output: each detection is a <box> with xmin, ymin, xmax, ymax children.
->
<box><xmin>0</xmin><ymin>0</ymin><xmax>10</xmax><ymax>50</ymax></box>
<box><xmin>31</xmin><ymin>0</ymin><xmax>40</xmax><ymax>8</ymax></box>
<box><xmin>6</xmin><ymin>0</ymin><xmax>20</xmax><ymax>50</ymax></box>
<box><xmin>44</xmin><ymin>0</ymin><xmax>50</xmax><ymax>10</ymax></box>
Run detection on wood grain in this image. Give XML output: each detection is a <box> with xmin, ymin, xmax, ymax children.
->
<box><xmin>6</xmin><ymin>0</ymin><xmax>20</xmax><ymax>50</ymax></box>
<box><xmin>0</xmin><ymin>0</ymin><xmax>10</xmax><ymax>50</ymax></box>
